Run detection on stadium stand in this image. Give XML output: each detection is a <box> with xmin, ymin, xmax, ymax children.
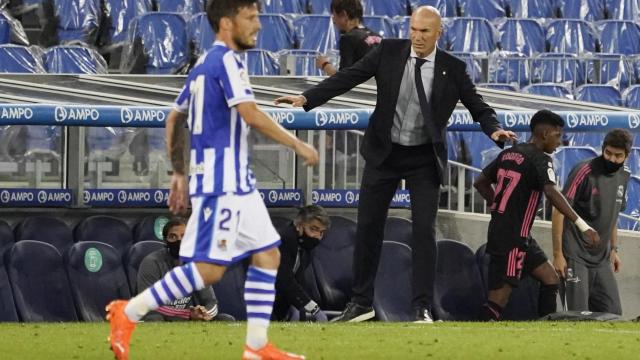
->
<box><xmin>187</xmin><ymin>12</ymin><xmax>213</xmax><ymax>58</ymax></box>
<box><xmin>14</xmin><ymin>216</ymin><xmax>73</xmax><ymax>253</ymax></box>
<box><xmin>587</xmin><ymin>53</ymin><xmax>634</xmax><ymax>89</ymax></box>
<box><xmin>495</xmin><ymin>18</ymin><xmax>545</xmax><ymax>56</ymax></box>
<box><xmin>546</xmin><ymin>19</ymin><xmax>599</xmax><ymax>54</ymax></box>
<box><xmin>243</xmin><ymin>49</ymin><xmax>280</xmax><ymax>75</ymax></box>
<box><xmin>478</xmin><ymin>83</ymin><xmax>518</xmax><ymax>91</ymax></box>
<box><xmin>7</xmin><ymin>240</ymin><xmax>78</xmax><ymax>321</ymax></box>
<box><xmin>559</xmin><ymin>0</ymin><xmax>607</xmax><ymax>21</ymax></box>
<box><xmin>372</xmin><ymin>241</ymin><xmax>413</xmax><ymax>321</ymax></box>
<box><xmin>74</xmin><ymin>215</ymin><xmax>133</xmax><ymax>254</ymax></box>
<box><xmin>100</xmin><ymin>0</ymin><xmax>151</xmax><ymax>49</ymax></box>
<box><xmin>619</xmin><ymin>176</ymin><xmax>640</xmax><ymax>231</ymax></box>
<box><xmin>574</xmin><ymin>84</ymin><xmax>623</xmax><ymax>106</ymax></box>
<box><xmin>443</xmin><ymin>17</ymin><xmax>498</xmax><ymax>53</ymax></box>
<box><xmin>278</xmin><ymin>49</ymin><xmax>323</xmax><ymax>76</ymax></box>
<box><xmin>123</xmin><ymin>240</ymin><xmax>164</xmax><ymax>294</ymax></box>
<box><xmin>451</xmin><ymin>51</ymin><xmax>483</xmax><ymax>83</ymax></box>
<box><xmin>628</xmin><ymin>147</ymin><xmax>640</xmax><ymax>176</ymax></box>
<box><xmin>212</xmin><ymin>261</ymin><xmax>248</xmax><ymax>320</ymax></box>
<box><xmin>66</xmin><ymin>241</ymin><xmax>131</xmax><ymax>321</ymax></box>
<box><xmin>488</xmin><ymin>51</ymin><xmax>530</xmax><ymax>88</ymax></box>
<box><xmin>552</xmin><ymin>146</ymin><xmax>600</xmax><ymax>187</ymax></box>
<box><xmin>363</xmin><ymin>0</ymin><xmax>410</xmax><ymax>17</ymax></box>
<box><xmin>259</xmin><ymin>0</ymin><xmax>305</xmax><ymax>14</ymax></box>
<box><xmin>523</xmin><ymin>83</ymin><xmax>574</xmax><ymax>99</ymax></box>
<box><xmin>624</xmin><ymin>85</ymin><xmax>640</xmax><ymax>108</ymax></box>
<box><xmin>597</xmin><ymin>20</ymin><xmax>640</xmax><ymax>55</ymax></box>
<box><xmin>362</xmin><ymin>15</ymin><xmax>397</xmax><ymax>38</ymax></box>
<box><xmin>293</xmin><ymin>15</ymin><xmax>338</xmax><ymax>52</ymax></box>
<box><xmin>531</xmin><ymin>53</ymin><xmax>587</xmax><ymax>87</ymax></box>
<box><xmin>39</xmin><ymin>0</ymin><xmax>102</xmax><ymax>46</ymax></box>
<box><xmin>605</xmin><ymin>0</ymin><xmax>640</xmax><ymax>20</ymax></box>
<box><xmin>154</xmin><ymin>0</ymin><xmax>204</xmax><ymax>15</ymax></box>
<box><xmin>433</xmin><ymin>239</ymin><xmax>484</xmax><ymax>320</ymax></box>
<box><xmin>44</xmin><ymin>45</ymin><xmax>108</xmax><ymax>74</ymax></box>
<box><xmin>310</xmin><ymin>216</ymin><xmax>356</xmax><ymax>311</ymax></box>
<box><xmin>458</xmin><ymin>0</ymin><xmax>506</xmax><ymax>20</ymax></box>
<box><xmin>257</xmin><ymin>14</ymin><xmax>295</xmax><ymax>52</ymax></box>
<box><xmin>0</xmin><ymin>8</ymin><xmax>29</xmax><ymax>45</ymax></box>
<box><xmin>506</xmin><ymin>0</ymin><xmax>556</xmax><ymax>18</ymax></box>
<box><xmin>0</xmin><ymin>44</ymin><xmax>45</xmax><ymax>73</ymax></box>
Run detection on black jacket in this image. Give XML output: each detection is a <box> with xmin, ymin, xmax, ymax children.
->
<box><xmin>303</xmin><ymin>39</ymin><xmax>503</xmax><ymax>183</ymax></box>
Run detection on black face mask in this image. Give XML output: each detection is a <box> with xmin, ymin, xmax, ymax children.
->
<box><xmin>602</xmin><ymin>156</ymin><xmax>624</xmax><ymax>174</ymax></box>
<box><xmin>166</xmin><ymin>241</ymin><xmax>181</xmax><ymax>260</ymax></box>
<box><xmin>298</xmin><ymin>234</ymin><xmax>320</xmax><ymax>251</ymax></box>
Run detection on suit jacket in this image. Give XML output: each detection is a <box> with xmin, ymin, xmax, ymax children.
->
<box><xmin>302</xmin><ymin>39</ymin><xmax>503</xmax><ymax>183</ymax></box>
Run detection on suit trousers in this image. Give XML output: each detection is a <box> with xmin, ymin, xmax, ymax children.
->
<box><xmin>351</xmin><ymin>143</ymin><xmax>440</xmax><ymax>309</ymax></box>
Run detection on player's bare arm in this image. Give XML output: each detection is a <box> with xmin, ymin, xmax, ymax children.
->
<box><xmin>165</xmin><ymin>110</ymin><xmax>189</xmax><ymax>214</ymax></box>
<box><xmin>236</xmin><ymin>101</ymin><xmax>319</xmax><ymax>166</ymax></box>
<box><xmin>544</xmin><ymin>184</ymin><xmax>600</xmax><ymax>246</ymax></box>
<box><xmin>551</xmin><ymin>207</ymin><xmax>567</xmax><ymax>277</ymax></box>
<box><xmin>473</xmin><ymin>173</ymin><xmax>495</xmax><ymax>204</ymax></box>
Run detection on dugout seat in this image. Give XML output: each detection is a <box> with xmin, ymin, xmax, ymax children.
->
<box><xmin>14</xmin><ymin>216</ymin><xmax>73</xmax><ymax>254</ymax></box>
<box><xmin>100</xmin><ymin>0</ymin><xmax>151</xmax><ymax>49</ymax></box>
<box><xmin>623</xmin><ymin>85</ymin><xmax>640</xmax><ymax>109</ymax></box>
<box><xmin>44</xmin><ymin>45</ymin><xmax>108</xmax><ymax>74</ymax></box>
<box><xmin>0</xmin><ymin>9</ymin><xmax>29</xmax><ymax>45</ymax></box>
<box><xmin>66</xmin><ymin>241</ymin><xmax>130</xmax><ymax>321</ymax></box>
<box><xmin>605</xmin><ymin>0</ymin><xmax>640</xmax><ymax>21</ymax></box>
<box><xmin>478</xmin><ymin>83</ymin><xmax>518</xmax><ymax>91</ymax></box>
<box><xmin>133</xmin><ymin>215</ymin><xmax>169</xmax><ymax>243</ymax></box>
<box><xmin>531</xmin><ymin>53</ymin><xmax>586</xmax><ymax>88</ymax></box>
<box><xmin>475</xmin><ymin>243</ymin><xmax>540</xmax><ymax>320</ymax></box>
<box><xmin>270</xmin><ymin>216</ymin><xmax>292</xmax><ymax>232</ymax></box>
<box><xmin>0</xmin><ymin>44</ymin><xmax>45</xmax><ymax>73</ymax></box>
<box><xmin>384</xmin><ymin>217</ymin><xmax>412</xmax><ymax>246</ymax></box>
<box><xmin>373</xmin><ymin>241</ymin><xmax>413</xmax><ymax>321</ymax></box>
<box><xmin>212</xmin><ymin>261</ymin><xmax>248</xmax><ymax>320</ymax></box>
<box><xmin>546</xmin><ymin>19</ymin><xmax>599</xmax><ymax>54</ymax></box>
<box><xmin>0</xmin><ymin>252</ymin><xmax>18</xmax><ymax>321</ymax></box>
<box><xmin>362</xmin><ymin>16</ymin><xmax>396</xmax><ymax>38</ymax></box>
<box><xmin>506</xmin><ymin>0</ymin><xmax>556</xmax><ymax>18</ymax></box>
<box><xmin>293</xmin><ymin>15</ymin><xmax>338</xmax><ymax>53</ymax></box>
<box><xmin>155</xmin><ymin>0</ymin><xmax>203</xmax><ymax>15</ymax></box>
<box><xmin>596</xmin><ymin>20</ymin><xmax>640</xmax><ymax>55</ymax></box>
<box><xmin>122</xmin><ymin>12</ymin><xmax>189</xmax><ymax>74</ymax></box>
<box><xmin>257</xmin><ymin>14</ymin><xmax>295</xmax><ymax>52</ymax></box>
<box><xmin>553</xmin><ymin>146</ymin><xmax>599</xmax><ymax>188</ymax></box>
<box><xmin>40</xmin><ymin>0</ymin><xmax>102</xmax><ymax>46</ymax></box>
<box><xmin>75</xmin><ymin>215</ymin><xmax>133</xmax><ymax>254</ymax></box>
<box><xmin>363</xmin><ymin>0</ymin><xmax>409</xmax><ymax>17</ymax></box>
<box><xmin>243</xmin><ymin>49</ymin><xmax>280</xmax><ymax>75</ymax></box>
<box><xmin>495</xmin><ymin>18</ymin><xmax>545</xmax><ymax>56</ymax></box>
<box><xmin>7</xmin><ymin>240</ymin><xmax>78</xmax><ymax>321</ymax></box>
<box><xmin>311</xmin><ymin>216</ymin><xmax>356</xmax><ymax>311</ymax></box>
<box><xmin>458</xmin><ymin>0</ymin><xmax>506</xmax><ymax>20</ymax></box>
<box><xmin>123</xmin><ymin>240</ymin><xmax>164</xmax><ymax>294</ymax></box>
<box><xmin>574</xmin><ymin>85</ymin><xmax>622</xmax><ymax>107</ymax></box>
<box><xmin>559</xmin><ymin>0</ymin><xmax>606</xmax><ymax>21</ymax></box>
<box><xmin>488</xmin><ymin>51</ymin><xmax>530</xmax><ymax>88</ymax></box>
<box><xmin>0</xmin><ymin>219</ymin><xmax>14</xmax><ymax>256</ymax></box>
<box><xmin>444</xmin><ymin>18</ymin><xmax>498</xmax><ymax>53</ymax></box>
<box><xmin>259</xmin><ymin>0</ymin><xmax>305</xmax><ymax>13</ymax></box>
<box><xmin>523</xmin><ymin>83</ymin><xmax>573</xmax><ymax>99</ymax></box>
<box><xmin>619</xmin><ymin>176</ymin><xmax>640</xmax><ymax>231</ymax></box>
<box><xmin>433</xmin><ymin>239</ymin><xmax>484</xmax><ymax>320</ymax></box>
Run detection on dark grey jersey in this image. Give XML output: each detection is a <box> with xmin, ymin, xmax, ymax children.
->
<box><xmin>562</xmin><ymin>157</ymin><xmax>630</xmax><ymax>266</ymax></box>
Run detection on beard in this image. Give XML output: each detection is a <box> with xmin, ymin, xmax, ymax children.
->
<box><xmin>233</xmin><ymin>34</ymin><xmax>255</xmax><ymax>51</ymax></box>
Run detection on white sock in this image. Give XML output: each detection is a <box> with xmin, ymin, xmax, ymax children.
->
<box><xmin>245</xmin><ymin>266</ymin><xmax>277</xmax><ymax>349</ymax></box>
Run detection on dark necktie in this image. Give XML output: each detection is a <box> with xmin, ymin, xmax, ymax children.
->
<box><xmin>414</xmin><ymin>57</ymin><xmax>439</xmax><ymax>142</ymax></box>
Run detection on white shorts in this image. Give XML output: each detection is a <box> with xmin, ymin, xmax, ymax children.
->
<box><xmin>179</xmin><ymin>190</ymin><xmax>281</xmax><ymax>266</ymax></box>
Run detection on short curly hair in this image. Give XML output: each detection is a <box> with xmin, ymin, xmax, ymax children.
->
<box><xmin>331</xmin><ymin>0</ymin><xmax>364</xmax><ymax>21</ymax></box>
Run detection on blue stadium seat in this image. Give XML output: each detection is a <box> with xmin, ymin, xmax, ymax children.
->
<box><xmin>506</xmin><ymin>0</ymin><xmax>556</xmax><ymax>18</ymax></box>
<box><xmin>257</xmin><ymin>14</ymin><xmax>295</xmax><ymax>52</ymax></box>
<box><xmin>123</xmin><ymin>12</ymin><xmax>189</xmax><ymax>74</ymax></box>
<box><xmin>563</xmin><ymin>132</ymin><xmax>605</xmax><ymax>148</ymax></box>
<box><xmin>242</xmin><ymin>49</ymin><xmax>280</xmax><ymax>75</ymax></box>
<box><xmin>44</xmin><ymin>45</ymin><xmax>108</xmax><ymax>74</ymax></box>
<box><xmin>101</xmin><ymin>0</ymin><xmax>151</xmax><ymax>47</ymax></box>
<box><xmin>553</xmin><ymin>146</ymin><xmax>599</xmax><ymax>187</ymax></box>
<box><xmin>7</xmin><ymin>240</ymin><xmax>78</xmax><ymax>321</ymax></box>
<box><xmin>531</xmin><ymin>53</ymin><xmax>586</xmax><ymax>87</ymax></box>
<box><xmin>488</xmin><ymin>51</ymin><xmax>530</xmax><ymax>88</ymax></box>
<box><xmin>619</xmin><ymin>176</ymin><xmax>640</xmax><ymax>231</ymax></box>
<box><xmin>363</xmin><ymin>16</ymin><xmax>397</xmax><ymax>38</ymax></box>
<box><xmin>523</xmin><ymin>83</ymin><xmax>573</xmax><ymax>99</ymax></box>
<box><xmin>270</xmin><ymin>216</ymin><xmax>292</xmax><ymax>232</ymax></box>
<box><xmin>397</xmin><ymin>16</ymin><xmax>410</xmax><ymax>39</ymax></box>
<box><xmin>409</xmin><ymin>0</ymin><xmax>455</xmax><ymax>17</ymax></box>
<box><xmin>260</xmin><ymin>0</ymin><xmax>305</xmax><ymax>13</ymax></box>
<box><xmin>458</xmin><ymin>0</ymin><xmax>506</xmax><ymax>19</ymax></box>
<box><xmin>75</xmin><ymin>215</ymin><xmax>133</xmax><ymax>254</ymax></box>
<box><xmin>50</xmin><ymin>0</ymin><xmax>102</xmax><ymax>44</ymax></box>
<box><xmin>546</xmin><ymin>19</ymin><xmax>598</xmax><ymax>54</ymax></box>
<box><xmin>278</xmin><ymin>49</ymin><xmax>323</xmax><ymax>76</ymax></box>
<box><xmin>444</xmin><ymin>18</ymin><xmax>498</xmax><ymax>53</ymax></box>
<box><xmin>495</xmin><ymin>18</ymin><xmax>545</xmax><ymax>56</ymax></box>
<box><xmin>605</xmin><ymin>0</ymin><xmax>640</xmax><ymax>20</ymax></box>
<box><xmin>372</xmin><ymin>241</ymin><xmax>413</xmax><ymax>321</ymax></box>
<box><xmin>133</xmin><ymin>215</ymin><xmax>169</xmax><ymax>242</ymax></box>
<box><xmin>23</xmin><ymin>126</ymin><xmax>60</xmax><ymax>158</ymax></box>
<box><xmin>0</xmin><ymin>14</ymin><xmax>9</xmax><ymax>45</ymax></box>
<box><xmin>311</xmin><ymin>216</ymin><xmax>356</xmax><ymax>311</ymax></box>
<box><xmin>597</xmin><ymin>20</ymin><xmax>640</xmax><ymax>55</ymax></box>
<box><xmin>212</xmin><ymin>261</ymin><xmax>247</xmax><ymax>320</ymax></box>
<box><xmin>0</xmin><ymin>9</ymin><xmax>29</xmax><ymax>45</ymax></box>
<box><xmin>559</xmin><ymin>0</ymin><xmax>606</xmax><ymax>21</ymax></box>
<box><xmin>574</xmin><ymin>84</ymin><xmax>622</xmax><ymax>106</ymax></box>
<box><xmin>433</xmin><ymin>239</ymin><xmax>484</xmax><ymax>320</ymax></box>
<box><xmin>14</xmin><ymin>216</ymin><xmax>73</xmax><ymax>254</ymax></box>
<box><xmin>188</xmin><ymin>12</ymin><xmax>213</xmax><ymax>56</ymax></box>
<box><xmin>66</xmin><ymin>241</ymin><xmax>131</xmax><ymax>321</ymax></box>
<box><xmin>123</xmin><ymin>240</ymin><xmax>164</xmax><ymax>294</ymax></box>
<box><xmin>155</xmin><ymin>0</ymin><xmax>204</xmax><ymax>15</ymax></box>
<box><xmin>623</xmin><ymin>85</ymin><xmax>640</xmax><ymax>109</ymax></box>
<box><xmin>627</xmin><ymin>147</ymin><xmax>640</xmax><ymax>177</ymax></box>
<box><xmin>384</xmin><ymin>216</ymin><xmax>412</xmax><ymax>246</ymax></box>
<box><xmin>363</xmin><ymin>0</ymin><xmax>409</xmax><ymax>17</ymax></box>
<box><xmin>478</xmin><ymin>83</ymin><xmax>518</xmax><ymax>91</ymax></box>
<box><xmin>293</xmin><ymin>15</ymin><xmax>338</xmax><ymax>52</ymax></box>
<box><xmin>452</xmin><ymin>52</ymin><xmax>483</xmax><ymax>84</ymax></box>
<box><xmin>461</xmin><ymin>131</ymin><xmax>502</xmax><ymax>169</ymax></box>
<box><xmin>0</xmin><ymin>44</ymin><xmax>45</xmax><ymax>73</ymax></box>
<box><xmin>474</xmin><ymin>243</ymin><xmax>539</xmax><ymax>320</ymax></box>
<box><xmin>586</xmin><ymin>53</ymin><xmax>634</xmax><ymax>90</ymax></box>
<box><xmin>307</xmin><ymin>0</ymin><xmax>331</xmax><ymax>14</ymax></box>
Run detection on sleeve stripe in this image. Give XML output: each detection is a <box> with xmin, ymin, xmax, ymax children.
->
<box><xmin>566</xmin><ymin>164</ymin><xmax>592</xmax><ymax>200</ymax></box>
<box><xmin>156</xmin><ymin>306</ymin><xmax>191</xmax><ymax>319</ymax></box>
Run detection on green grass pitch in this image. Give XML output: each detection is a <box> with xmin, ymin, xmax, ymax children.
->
<box><xmin>1</xmin><ymin>322</ymin><xmax>638</xmax><ymax>359</ymax></box>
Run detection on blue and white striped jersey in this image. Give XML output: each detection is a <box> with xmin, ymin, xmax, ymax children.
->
<box><xmin>174</xmin><ymin>41</ymin><xmax>256</xmax><ymax>197</ymax></box>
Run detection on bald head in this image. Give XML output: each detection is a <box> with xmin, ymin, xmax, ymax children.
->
<box><xmin>410</xmin><ymin>6</ymin><xmax>442</xmax><ymax>58</ymax></box>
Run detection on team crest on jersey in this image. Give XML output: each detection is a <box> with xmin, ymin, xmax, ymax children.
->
<box><xmin>218</xmin><ymin>239</ymin><xmax>227</xmax><ymax>251</ymax></box>
<box><xmin>547</xmin><ymin>168</ymin><xmax>556</xmax><ymax>182</ymax></box>
<box><xmin>238</xmin><ymin>68</ymin><xmax>250</xmax><ymax>87</ymax></box>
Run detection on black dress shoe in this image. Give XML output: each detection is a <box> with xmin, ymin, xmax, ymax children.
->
<box><xmin>330</xmin><ymin>302</ymin><xmax>375</xmax><ymax>322</ymax></box>
<box><xmin>413</xmin><ymin>308</ymin><xmax>434</xmax><ymax>323</ymax></box>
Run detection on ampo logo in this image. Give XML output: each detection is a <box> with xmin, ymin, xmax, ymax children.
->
<box><xmin>345</xmin><ymin>191</ymin><xmax>356</xmax><ymax>204</ymax></box>
<box><xmin>311</xmin><ymin>191</ymin><xmax>319</xmax><ymax>203</ymax></box>
<box><xmin>54</xmin><ymin>106</ymin><xmax>67</xmax><ymax>122</ymax></box>
<box><xmin>504</xmin><ymin>113</ymin><xmax>517</xmax><ymax>128</ymax></box>
<box><xmin>268</xmin><ymin>190</ymin><xmax>278</xmax><ymax>202</ymax></box>
<box><xmin>37</xmin><ymin>190</ymin><xmax>47</xmax><ymax>203</ymax></box>
<box><xmin>118</xmin><ymin>190</ymin><xmax>127</xmax><ymax>203</ymax></box>
<box><xmin>121</xmin><ymin>108</ymin><xmax>134</xmax><ymax>124</ymax></box>
<box><xmin>83</xmin><ymin>190</ymin><xmax>90</xmax><ymax>203</ymax></box>
<box><xmin>154</xmin><ymin>190</ymin><xmax>164</xmax><ymax>203</ymax></box>
<box><xmin>629</xmin><ymin>113</ymin><xmax>640</xmax><ymax>129</ymax></box>
<box><xmin>315</xmin><ymin>111</ymin><xmax>328</xmax><ymax>127</ymax></box>
<box><xmin>259</xmin><ymin>191</ymin><xmax>265</xmax><ymax>200</ymax></box>
<box><xmin>0</xmin><ymin>190</ymin><xmax>9</xmax><ymax>203</ymax></box>
<box><xmin>566</xmin><ymin>113</ymin><xmax>580</xmax><ymax>128</ymax></box>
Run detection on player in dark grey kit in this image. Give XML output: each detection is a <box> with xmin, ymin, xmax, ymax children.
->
<box><xmin>474</xmin><ymin>110</ymin><xmax>600</xmax><ymax>321</ymax></box>
<box><xmin>551</xmin><ymin>129</ymin><xmax>633</xmax><ymax>315</ymax></box>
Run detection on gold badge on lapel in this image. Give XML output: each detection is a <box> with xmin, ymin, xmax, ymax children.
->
<box><xmin>442</xmin><ymin>71</ymin><xmax>446</xmax><ymax>75</ymax></box>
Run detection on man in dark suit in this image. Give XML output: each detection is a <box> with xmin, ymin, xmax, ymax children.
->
<box><xmin>275</xmin><ymin>6</ymin><xmax>517</xmax><ymax>323</ymax></box>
